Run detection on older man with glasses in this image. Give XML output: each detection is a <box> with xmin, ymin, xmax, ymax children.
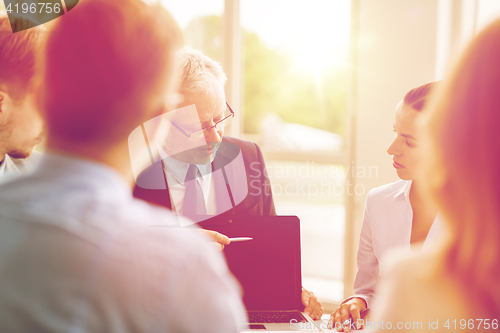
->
<box><xmin>134</xmin><ymin>47</ymin><xmax>275</xmax><ymax>218</ymax></box>
<box><xmin>133</xmin><ymin>47</ymin><xmax>324</xmax><ymax>320</ymax></box>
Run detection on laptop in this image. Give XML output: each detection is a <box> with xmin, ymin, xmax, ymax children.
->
<box><xmin>198</xmin><ymin>215</ymin><xmax>319</xmax><ymax>331</ymax></box>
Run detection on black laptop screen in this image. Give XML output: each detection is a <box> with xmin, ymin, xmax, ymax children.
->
<box><xmin>198</xmin><ymin>216</ymin><xmax>302</xmax><ymax>311</ymax></box>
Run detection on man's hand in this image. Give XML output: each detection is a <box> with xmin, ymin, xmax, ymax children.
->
<box><xmin>328</xmin><ymin>297</ymin><xmax>366</xmax><ymax>332</ymax></box>
<box><xmin>301</xmin><ymin>287</ymin><xmax>323</xmax><ymax>320</ymax></box>
<box><xmin>200</xmin><ymin>230</ymin><xmax>230</xmax><ymax>250</ymax></box>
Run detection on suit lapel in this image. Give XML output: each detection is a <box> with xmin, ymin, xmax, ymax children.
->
<box><xmin>159</xmin><ymin>160</ymin><xmax>173</xmax><ymax>210</ymax></box>
<box><xmin>133</xmin><ymin>159</ymin><xmax>172</xmax><ymax>210</ymax></box>
<box><xmin>211</xmin><ymin>148</ymin><xmax>234</xmax><ymax>215</ymax></box>
<box><xmin>211</xmin><ymin>141</ymin><xmax>254</xmax><ymax>215</ymax></box>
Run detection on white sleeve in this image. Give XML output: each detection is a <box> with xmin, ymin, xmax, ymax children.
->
<box><xmin>342</xmin><ymin>192</ymin><xmax>379</xmax><ymax>309</ymax></box>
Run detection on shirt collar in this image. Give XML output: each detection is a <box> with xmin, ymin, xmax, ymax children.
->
<box><xmin>0</xmin><ymin>154</ymin><xmax>21</xmax><ymax>178</ymax></box>
<box><xmin>38</xmin><ymin>152</ymin><xmax>132</xmax><ymax>197</ymax></box>
<box><xmin>0</xmin><ymin>156</ymin><xmax>6</xmax><ymax>178</ymax></box>
<box><xmin>161</xmin><ymin>155</ymin><xmax>212</xmax><ymax>184</ymax></box>
<box><xmin>394</xmin><ymin>179</ymin><xmax>412</xmax><ymax>203</ymax></box>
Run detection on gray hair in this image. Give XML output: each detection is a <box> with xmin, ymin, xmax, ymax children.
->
<box><xmin>177</xmin><ymin>47</ymin><xmax>227</xmax><ymax>93</ymax></box>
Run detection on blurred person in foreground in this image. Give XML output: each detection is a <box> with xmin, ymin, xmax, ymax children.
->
<box><xmin>133</xmin><ymin>47</ymin><xmax>324</xmax><ymax>319</ymax></box>
<box><xmin>329</xmin><ymin>82</ymin><xmax>442</xmax><ymax>331</ymax></box>
<box><xmin>0</xmin><ymin>1</ymin><xmax>246</xmax><ymax>332</ymax></box>
<box><xmin>369</xmin><ymin>18</ymin><xmax>500</xmax><ymax>333</ymax></box>
<box><xmin>0</xmin><ymin>15</ymin><xmax>44</xmax><ymax>179</ymax></box>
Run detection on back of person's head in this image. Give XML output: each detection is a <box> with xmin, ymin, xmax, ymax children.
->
<box><xmin>403</xmin><ymin>81</ymin><xmax>439</xmax><ymax>111</ymax></box>
<box><xmin>427</xmin><ymin>18</ymin><xmax>500</xmax><ymax>318</ymax></box>
<box><xmin>177</xmin><ymin>47</ymin><xmax>226</xmax><ymax>94</ymax></box>
<box><xmin>42</xmin><ymin>0</ymin><xmax>183</xmax><ymax>145</ymax></box>
<box><xmin>0</xmin><ymin>15</ymin><xmax>44</xmax><ymax>99</ymax></box>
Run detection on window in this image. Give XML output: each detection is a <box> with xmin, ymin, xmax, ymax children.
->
<box><xmin>240</xmin><ymin>0</ymin><xmax>351</xmax><ymax>304</ymax></box>
<box><xmin>159</xmin><ymin>0</ymin><xmax>352</xmax><ymax>306</ymax></box>
<box><xmin>159</xmin><ymin>0</ymin><xmax>224</xmax><ymax>62</ymax></box>
<box><xmin>240</xmin><ymin>0</ymin><xmax>350</xmax><ymax>144</ymax></box>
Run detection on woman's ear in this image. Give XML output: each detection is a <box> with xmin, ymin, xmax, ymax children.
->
<box><xmin>0</xmin><ymin>90</ymin><xmax>5</xmax><ymax>112</ymax></box>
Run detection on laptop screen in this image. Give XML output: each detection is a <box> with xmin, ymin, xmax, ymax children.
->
<box><xmin>197</xmin><ymin>216</ymin><xmax>302</xmax><ymax>311</ymax></box>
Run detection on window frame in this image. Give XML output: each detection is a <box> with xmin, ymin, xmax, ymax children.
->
<box><xmin>221</xmin><ymin>0</ymin><xmax>357</xmax><ymax>307</ymax></box>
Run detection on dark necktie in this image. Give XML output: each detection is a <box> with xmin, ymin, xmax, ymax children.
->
<box><xmin>183</xmin><ymin>164</ymin><xmax>207</xmax><ymax>215</ymax></box>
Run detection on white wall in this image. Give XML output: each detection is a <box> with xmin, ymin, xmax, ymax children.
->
<box><xmin>345</xmin><ymin>0</ymin><xmax>500</xmax><ymax>298</ymax></box>
<box><xmin>345</xmin><ymin>0</ymin><xmax>439</xmax><ymax>296</ymax></box>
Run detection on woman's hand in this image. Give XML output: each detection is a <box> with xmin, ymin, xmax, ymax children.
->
<box><xmin>329</xmin><ymin>297</ymin><xmax>367</xmax><ymax>331</ymax></box>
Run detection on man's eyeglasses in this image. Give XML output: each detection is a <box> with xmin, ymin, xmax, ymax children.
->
<box><xmin>171</xmin><ymin>102</ymin><xmax>235</xmax><ymax>141</ymax></box>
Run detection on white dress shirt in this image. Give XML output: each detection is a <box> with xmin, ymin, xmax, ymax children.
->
<box><xmin>0</xmin><ymin>156</ymin><xmax>6</xmax><ymax>178</ymax></box>
<box><xmin>344</xmin><ymin>180</ymin><xmax>443</xmax><ymax>309</ymax></box>
<box><xmin>162</xmin><ymin>156</ymin><xmax>218</xmax><ymax>215</ymax></box>
<box><xmin>0</xmin><ymin>152</ymin><xmax>41</xmax><ymax>180</ymax></box>
<box><xmin>0</xmin><ymin>153</ymin><xmax>246</xmax><ymax>332</ymax></box>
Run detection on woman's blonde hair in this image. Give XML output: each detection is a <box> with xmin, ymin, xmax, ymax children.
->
<box><xmin>427</xmin><ymin>18</ymin><xmax>500</xmax><ymax>318</ymax></box>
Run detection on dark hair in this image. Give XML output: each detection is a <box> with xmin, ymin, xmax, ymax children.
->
<box><xmin>403</xmin><ymin>81</ymin><xmax>440</xmax><ymax>111</ymax></box>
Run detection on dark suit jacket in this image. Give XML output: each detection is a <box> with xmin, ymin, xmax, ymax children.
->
<box><xmin>133</xmin><ymin>136</ymin><xmax>276</xmax><ymax>216</ymax></box>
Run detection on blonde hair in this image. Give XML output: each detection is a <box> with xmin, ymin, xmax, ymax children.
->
<box><xmin>427</xmin><ymin>18</ymin><xmax>500</xmax><ymax>318</ymax></box>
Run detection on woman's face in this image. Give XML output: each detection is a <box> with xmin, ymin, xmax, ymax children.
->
<box><xmin>387</xmin><ymin>100</ymin><xmax>425</xmax><ymax>180</ymax></box>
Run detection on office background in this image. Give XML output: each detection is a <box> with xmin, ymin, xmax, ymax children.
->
<box><xmin>2</xmin><ymin>0</ymin><xmax>500</xmax><ymax>313</ymax></box>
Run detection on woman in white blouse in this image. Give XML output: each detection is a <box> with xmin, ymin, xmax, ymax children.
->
<box><xmin>370</xmin><ymin>18</ymin><xmax>500</xmax><ymax>332</ymax></box>
<box><xmin>329</xmin><ymin>82</ymin><xmax>441</xmax><ymax>331</ymax></box>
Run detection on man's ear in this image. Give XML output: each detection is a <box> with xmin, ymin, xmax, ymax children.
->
<box><xmin>33</xmin><ymin>83</ymin><xmax>45</xmax><ymax>116</ymax></box>
<box><xmin>0</xmin><ymin>89</ymin><xmax>8</xmax><ymax>115</ymax></box>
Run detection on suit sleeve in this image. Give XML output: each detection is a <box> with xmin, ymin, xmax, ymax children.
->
<box><xmin>132</xmin><ymin>160</ymin><xmax>172</xmax><ymax>209</ymax></box>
